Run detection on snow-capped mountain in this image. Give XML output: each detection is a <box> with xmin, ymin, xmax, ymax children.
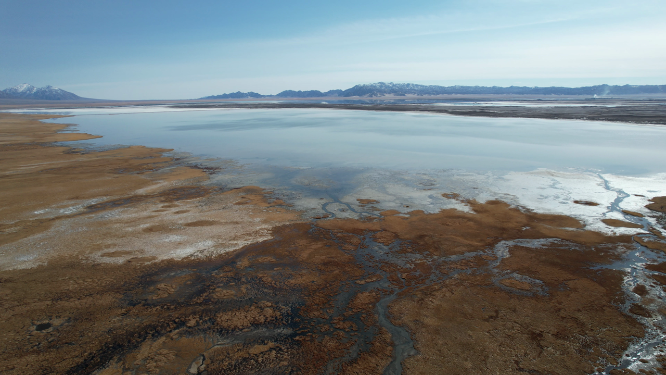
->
<box><xmin>0</xmin><ymin>84</ymin><xmax>82</xmax><ymax>100</ymax></box>
<box><xmin>3</xmin><ymin>83</ymin><xmax>39</xmax><ymax>96</ymax></box>
<box><xmin>201</xmin><ymin>82</ymin><xmax>666</xmax><ymax>99</ymax></box>
<box><xmin>340</xmin><ymin>82</ymin><xmax>666</xmax><ymax>97</ymax></box>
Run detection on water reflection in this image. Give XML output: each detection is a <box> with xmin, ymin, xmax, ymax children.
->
<box><xmin>45</xmin><ymin>108</ymin><xmax>666</xmax><ymax>175</ymax></box>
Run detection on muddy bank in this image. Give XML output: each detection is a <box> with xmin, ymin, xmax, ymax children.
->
<box><xmin>172</xmin><ymin>101</ymin><xmax>666</xmax><ymax>125</ymax></box>
<box><xmin>0</xmin><ymin>113</ymin><xmax>301</xmax><ymax>269</ymax></box>
<box><xmin>2</xmin><ymin>113</ymin><xmax>666</xmax><ymax>374</ymax></box>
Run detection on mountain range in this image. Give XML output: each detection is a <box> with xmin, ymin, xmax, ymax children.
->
<box><xmin>201</xmin><ymin>82</ymin><xmax>666</xmax><ymax>99</ymax></box>
<box><xmin>0</xmin><ymin>84</ymin><xmax>82</xmax><ymax>100</ymax></box>
<box><xmin>2</xmin><ymin>82</ymin><xmax>665</xmax><ymax>101</ymax></box>
<box><xmin>203</xmin><ymin>89</ymin><xmax>344</xmax><ymax>100</ymax></box>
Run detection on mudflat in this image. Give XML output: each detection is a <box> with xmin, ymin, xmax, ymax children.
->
<box><xmin>174</xmin><ymin>99</ymin><xmax>666</xmax><ymax>125</ymax></box>
<box><xmin>1</xmin><ymin>112</ymin><xmax>666</xmax><ymax>374</ymax></box>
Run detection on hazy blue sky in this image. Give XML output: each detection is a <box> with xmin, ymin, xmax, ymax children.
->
<box><xmin>1</xmin><ymin>0</ymin><xmax>664</xmax><ymax>99</ymax></box>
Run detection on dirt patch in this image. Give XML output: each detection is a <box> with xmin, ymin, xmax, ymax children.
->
<box><xmin>646</xmin><ymin>262</ymin><xmax>666</xmax><ymax>274</ymax></box>
<box><xmin>646</xmin><ymin>196</ymin><xmax>666</xmax><ymax>213</ymax></box>
<box><xmin>184</xmin><ymin>220</ymin><xmax>220</xmax><ymax>227</ymax></box>
<box><xmin>574</xmin><ymin>200</ymin><xmax>600</xmax><ymax>206</ymax></box>
<box><xmin>622</xmin><ymin>210</ymin><xmax>645</xmax><ymax>217</ymax></box>
<box><xmin>650</xmin><ymin>227</ymin><xmax>665</xmax><ymax>239</ymax></box>
<box><xmin>214</xmin><ymin>302</ymin><xmax>283</xmax><ymax>330</ymax></box>
<box><xmin>100</xmin><ymin>250</ymin><xmax>136</xmax><ymax>258</ymax></box>
<box><xmin>442</xmin><ymin>192</ymin><xmax>462</xmax><ymax>200</ymax></box>
<box><xmin>602</xmin><ymin>219</ymin><xmax>643</xmax><ymax>228</ymax></box>
<box><xmin>633</xmin><ymin>284</ymin><xmax>648</xmax><ymax>296</ymax></box>
<box><xmin>499</xmin><ymin>278</ymin><xmax>532</xmax><ymax>291</ymax></box>
<box><xmin>636</xmin><ymin>237</ymin><xmax>666</xmax><ymax>252</ymax></box>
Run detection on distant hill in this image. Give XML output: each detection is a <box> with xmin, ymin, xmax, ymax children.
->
<box><xmin>200</xmin><ymin>89</ymin><xmax>344</xmax><ymax>100</ymax></box>
<box><xmin>0</xmin><ymin>84</ymin><xmax>82</xmax><ymax>100</ymax></box>
<box><xmin>275</xmin><ymin>89</ymin><xmax>344</xmax><ymax>98</ymax></box>
<box><xmin>340</xmin><ymin>82</ymin><xmax>666</xmax><ymax>97</ymax></box>
<box><xmin>201</xmin><ymin>91</ymin><xmax>265</xmax><ymax>99</ymax></box>
<box><xmin>201</xmin><ymin>82</ymin><xmax>666</xmax><ymax>99</ymax></box>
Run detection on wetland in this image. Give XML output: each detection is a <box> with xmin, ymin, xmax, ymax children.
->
<box><xmin>2</xmin><ymin>102</ymin><xmax>666</xmax><ymax>375</ymax></box>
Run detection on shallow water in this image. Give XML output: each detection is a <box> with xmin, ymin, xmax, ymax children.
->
<box><xmin>27</xmin><ymin>107</ymin><xmax>665</xmax><ymax>233</ymax></box>
<box><xmin>41</xmin><ymin>107</ymin><xmax>666</xmax><ymax>175</ymax></box>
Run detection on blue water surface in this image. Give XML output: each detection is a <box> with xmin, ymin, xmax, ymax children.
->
<box><xmin>44</xmin><ymin>108</ymin><xmax>666</xmax><ymax>175</ymax></box>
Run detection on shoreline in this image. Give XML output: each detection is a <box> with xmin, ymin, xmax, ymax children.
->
<box><xmin>2</xmin><ymin>112</ymin><xmax>666</xmax><ymax>374</ymax></box>
<box><xmin>171</xmin><ymin>101</ymin><xmax>666</xmax><ymax>126</ymax></box>
<box><xmin>3</xmin><ymin>96</ymin><xmax>666</xmax><ymax>126</ymax></box>
<box><xmin>0</xmin><ymin>113</ymin><xmax>301</xmax><ymax>269</ymax></box>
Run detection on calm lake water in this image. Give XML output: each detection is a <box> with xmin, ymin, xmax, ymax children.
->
<box><xmin>45</xmin><ymin>107</ymin><xmax>666</xmax><ymax>175</ymax></box>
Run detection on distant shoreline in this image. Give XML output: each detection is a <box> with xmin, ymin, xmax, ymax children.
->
<box><xmin>3</xmin><ymin>93</ymin><xmax>666</xmax><ymax>106</ymax></box>
<box><xmin>2</xmin><ymin>96</ymin><xmax>666</xmax><ymax>125</ymax></box>
<box><xmin>171</xmin><ymin>100</ymin><xmax>666</xmax><ymax>126</ymax></box>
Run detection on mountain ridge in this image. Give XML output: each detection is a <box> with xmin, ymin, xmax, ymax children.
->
<box><xmin>3</xmin><ymin>82</ymin><xmax>664</xmax><ymax>101</ymax></box>
<box><xmin>0</xmin><ymin>84</ymin><xmax>82</xmax><ymax>100</ymax></box>
<box><xmin>200</xmin><ymin>82</ymin><xmax>666</xmax><ymax>99</ymax></box>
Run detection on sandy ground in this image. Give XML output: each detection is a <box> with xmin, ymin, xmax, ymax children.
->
<box><xmin>1</xmin><ymin>112</ymin><xmax>666</xmax><ymax>375</ymax></box>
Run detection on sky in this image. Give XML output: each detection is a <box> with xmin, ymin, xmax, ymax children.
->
<box><xmin>1</xmin><ymin>0</ymin><xmax>665</xmax><ymax>100</ymax></box>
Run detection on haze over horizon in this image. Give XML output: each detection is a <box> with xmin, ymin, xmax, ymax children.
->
<box><xmin>1</xmin><ymin>0</ymin><xmax>665</xmax><ymax>100</ymax></box>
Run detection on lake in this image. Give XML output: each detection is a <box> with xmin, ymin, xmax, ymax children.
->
<box><xmin>42</xmin><ymin>107</ymin><xmax>666</xmax><ymax>175</ymax></box>
<box><xmin>5</xmin><ymin>106</ymin><xmax>657</xmax><ymax>234</ymax></box>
